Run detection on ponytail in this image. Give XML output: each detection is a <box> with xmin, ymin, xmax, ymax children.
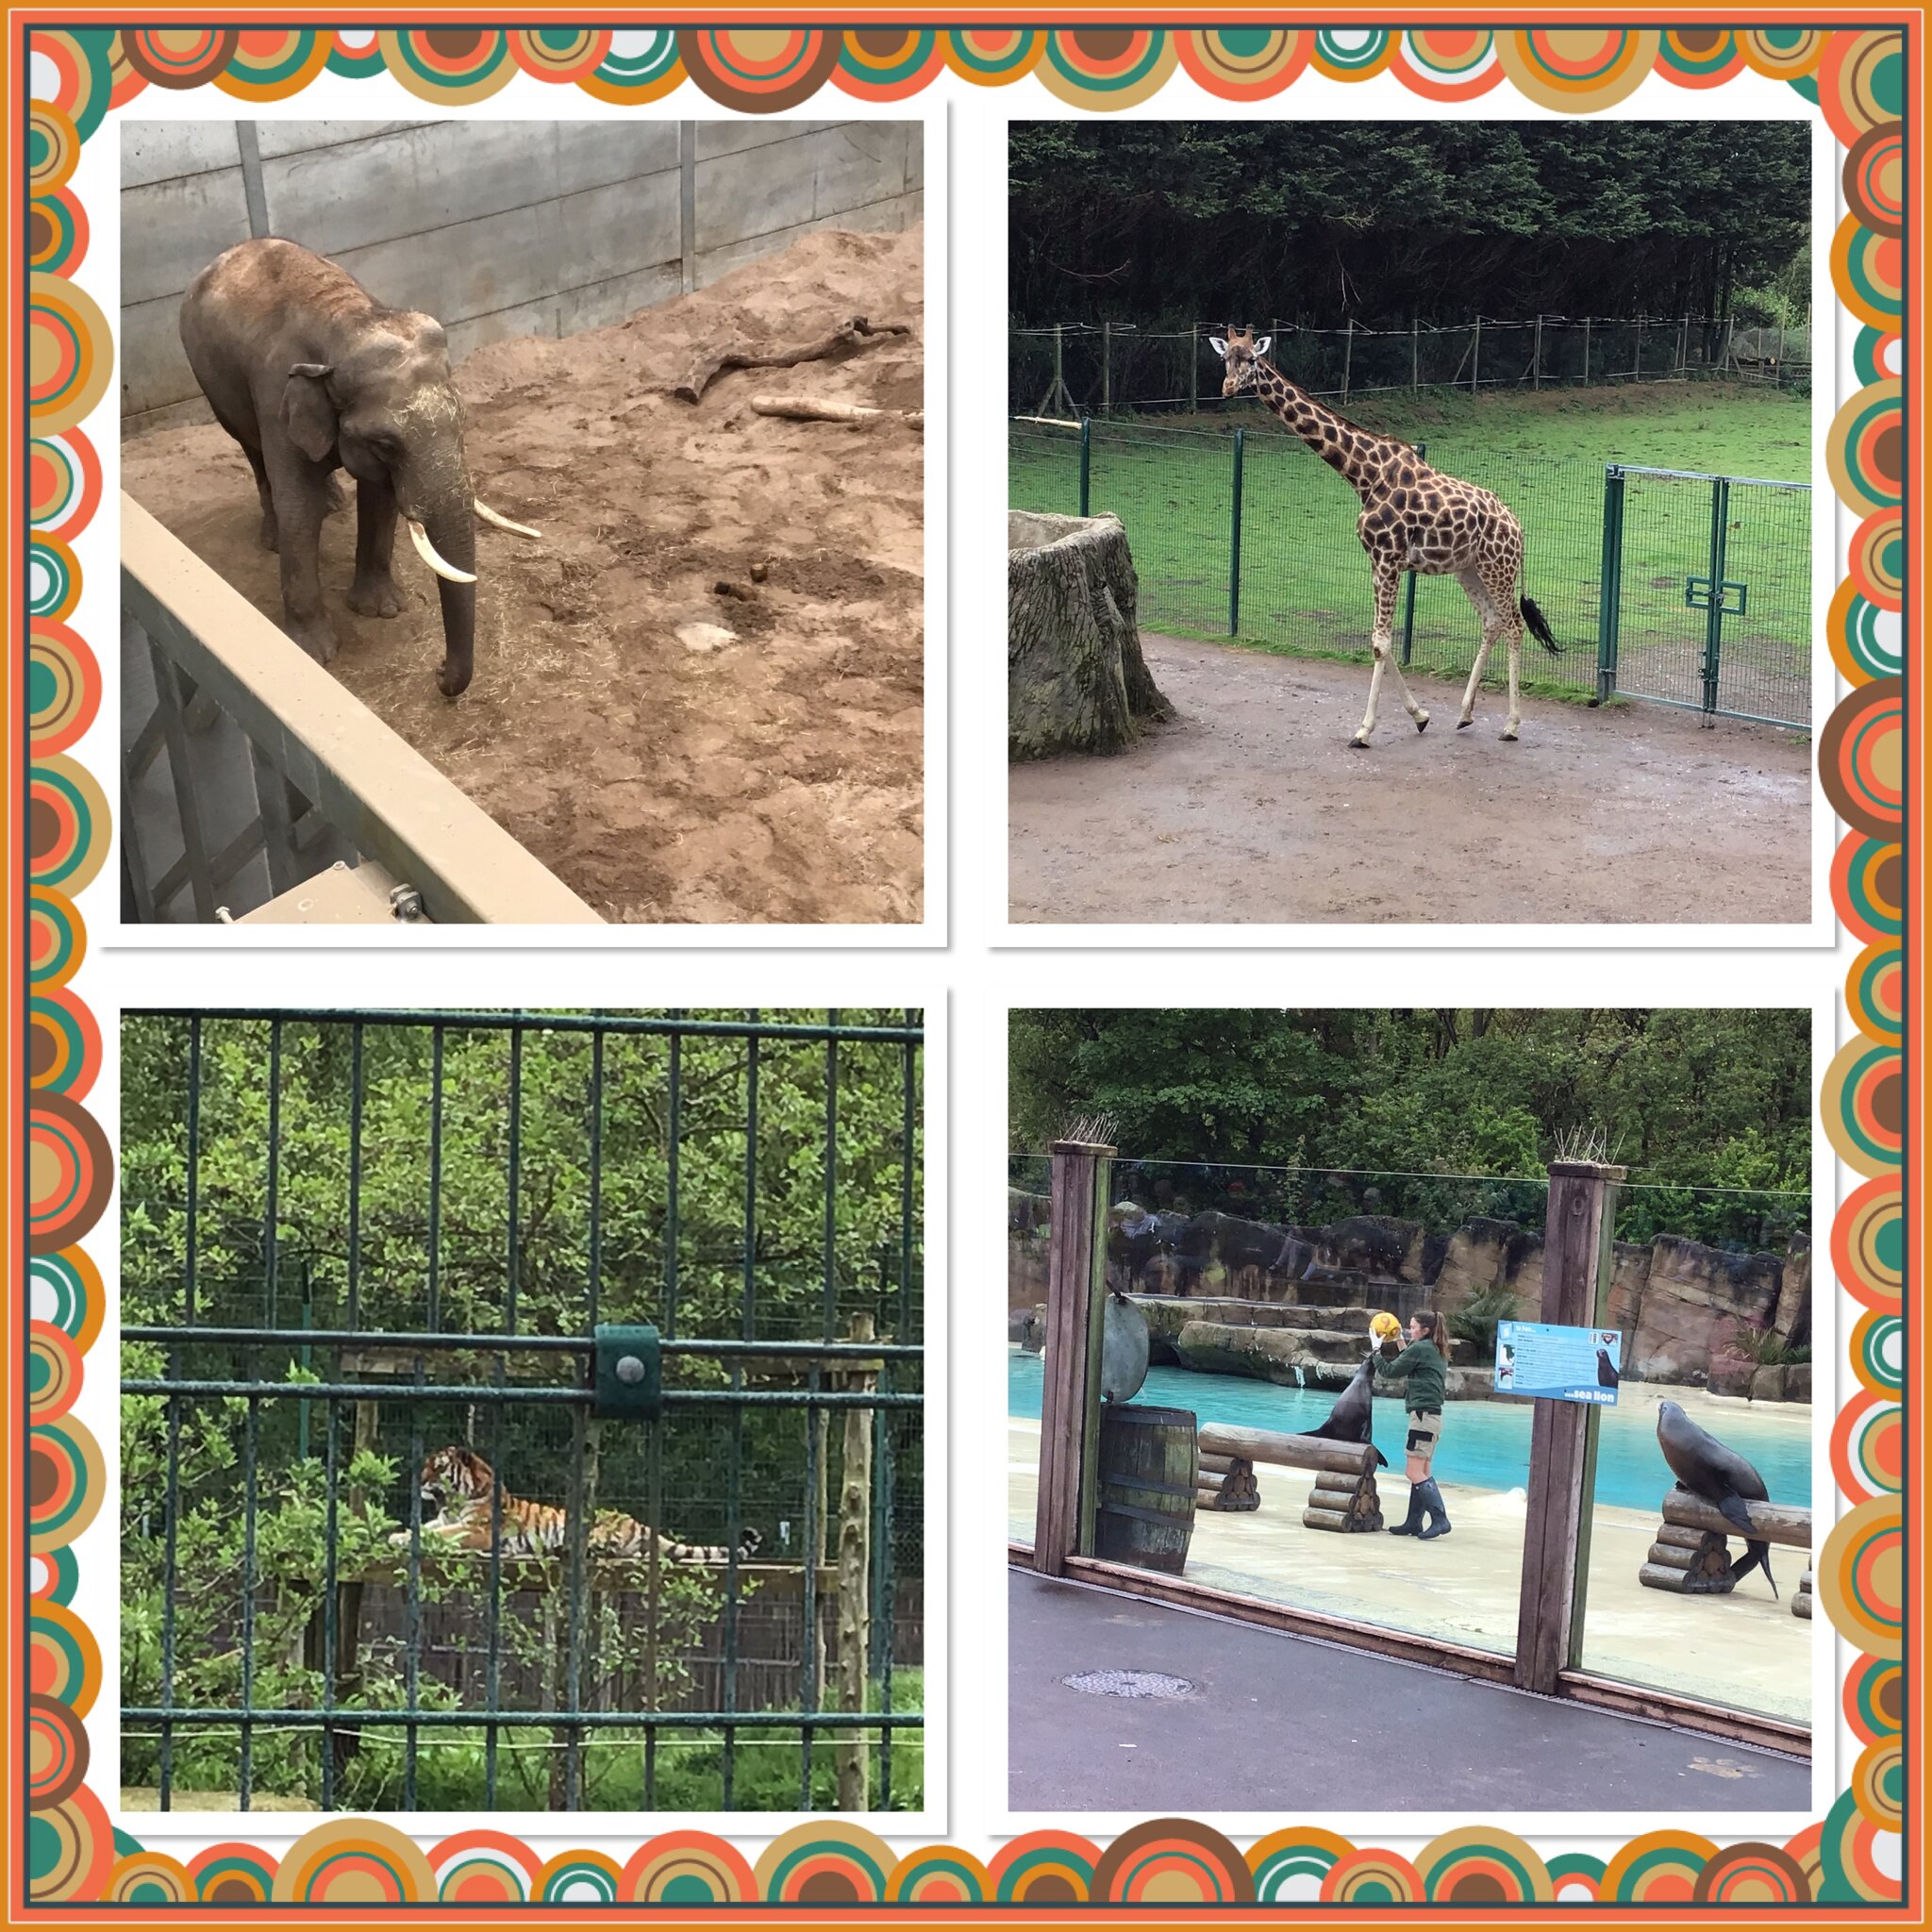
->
<box><xmin>1415</xmin><ymin>1307</ymin><xmax>1449</xmax><ymax>1353</ymax></box>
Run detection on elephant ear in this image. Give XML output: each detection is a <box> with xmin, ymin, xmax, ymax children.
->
<box><xmin>281</xmin><ymin>363</ymin><xmax>337</xmax><ymax>462</ymax></box>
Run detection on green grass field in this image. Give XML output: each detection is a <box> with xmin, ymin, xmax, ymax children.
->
<box><xmin>1010</xmin><ymin>385</ymin><xmax>1812</xmax><ymax>724</ymax></box>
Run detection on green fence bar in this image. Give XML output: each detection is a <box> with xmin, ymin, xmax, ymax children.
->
<box><xmin>1401</xmin><ymin>441</ymin><xmax>1426</xmax><ymax>666</ymax></box>
<box><xmin>120</xmin><ymin>1008</ymin><xmax>924</xmax><ymax>1816</ymax></box>
<box><xmin>1229</xmin><ymin>426</ymin><xmax>1246</xmax><ymax>636</ymax></box>
<box><xmin>1704</xmin><ymin>475</ymin><xmax>1730</xmax><ymax>719</ymax></box>
<box><xmin>1595</xmin><ymin>464</ymin><xmax>1625</xmax><ymax>705</ymax></box>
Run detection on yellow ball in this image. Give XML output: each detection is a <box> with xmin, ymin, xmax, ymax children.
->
<box><xmin>1370</xmin><ymin>1310</ymin><xmax>1402</xmax><ymax>1342</ymax></box>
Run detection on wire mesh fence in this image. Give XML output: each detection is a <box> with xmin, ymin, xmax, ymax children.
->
<box><xmin>1016</xmin><ymin>316</ymin><xmax>1812</xmax><ymax>419</ymax></box>
<box><xmin>120</xmin><ymin>1008</ymin><xmax>924</xmax><ymax>1814</ymax></box>
<box><xmin>1009</xmin><ymin>417</ymin><xmax>1810</xmax><ymax>728</ymax></box>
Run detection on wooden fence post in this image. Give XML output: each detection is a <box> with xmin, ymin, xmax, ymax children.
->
<box><xmin>835</xmin><ymin>1313</ymin><xmax>877</xmax><ymax>1810</ymax></box>
<box><xmin>1514</xmin><ymin>1158</ymin><xmax>1625</xmax><ymax>1694</ymax></box>
<box><xmin>1034</xmin><ymin>1140</ymin><xmax>1113</xmax><ymax>1576</ymax></box>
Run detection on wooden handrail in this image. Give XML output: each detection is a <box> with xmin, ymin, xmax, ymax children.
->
<box><xmin>122</xmin><ymin>493</ymin><xmax>603</xmax><ymax>925</ymax></box>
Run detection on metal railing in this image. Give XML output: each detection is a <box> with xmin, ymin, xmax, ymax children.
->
<box><xmin>1010</xmin><ymin>419</ymin><xmax>1810</xmax><ymax>729</ymax></box>
<box><xmin>121</xmin><ymin>495</ymin><xmax>601</xmax><ymax>924</ymax></box>
<box><xmin>121</xmin><ymin>1008</ymin><xmax>924</xmax><ymax>1813</ymax></box>
<box><xmin>1017</xmin><ymin>314</ymin><xmax>1811</xmax><ymax>419</ymax></box>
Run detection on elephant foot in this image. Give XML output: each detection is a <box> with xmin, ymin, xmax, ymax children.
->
<box><xmin>348</xmin><ymin>574</ymin><xmax>406</xmax><ymax>620</ymax></box>
<box><xmin>288</xmin><ymin>617</ymin><xmax>339</xmax><ymax>666</ymax></box>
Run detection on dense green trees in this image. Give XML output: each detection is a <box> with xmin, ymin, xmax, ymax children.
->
<box><xmin>1009</xmin><ymin>122</ymin><xmax>1809</xmax><ymax>339</ymax></box>
<box><xmin>1008</xmin><ymin>1008</ymin><xmax>1808</xmax><ymax>1247</ymax></box>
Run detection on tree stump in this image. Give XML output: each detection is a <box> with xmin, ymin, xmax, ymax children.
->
<box><xmin>1008</xmin><ymin>511</ymin><xmax>1171</xmax><ymax>760</ymax></box>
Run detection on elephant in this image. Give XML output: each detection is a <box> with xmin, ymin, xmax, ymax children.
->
<box><xmin>178</xmin><ymin>237</ymin><xmax>540</xmax><ymax>697</ymax></box>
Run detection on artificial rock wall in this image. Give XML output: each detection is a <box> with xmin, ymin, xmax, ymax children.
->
<box><xmin>1007</xmin><ymin>1191</ymin><xmax>1810</xmax><ymax>1394</ymax></box>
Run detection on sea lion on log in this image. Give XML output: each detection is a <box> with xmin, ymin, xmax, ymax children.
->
<box><xmin>1302</xmin><ymin>1355</ymin><xmax>1388</xmax><ymax>1469</ymax></box>
<box><xmin>1656</xmin><ymin>1399</ymin><xmax>1778</xmax><ymax>1597</ymax></box>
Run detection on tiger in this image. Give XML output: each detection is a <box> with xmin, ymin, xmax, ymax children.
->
<box><xmin>391</xmin><ymin>1446</ymin><xmax>761</xmax><ymax>1565</ymax></box>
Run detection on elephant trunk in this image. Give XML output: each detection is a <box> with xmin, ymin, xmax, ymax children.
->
<box><xmin>410</xmin><ymin>468</ymin><xmax>478</xmax><ymax>698</ymax></box>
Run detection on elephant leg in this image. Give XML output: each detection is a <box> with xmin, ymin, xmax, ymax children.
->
<box><xmin>348</xmin><ymin>476</ymin><xmax>406</xmax><ymax>619</ymax></box>
<box><xmin>242</xmin><ymin>444</ymin><xmax>278</xmax><ymax>553</ymax></box>
<box><xmin>267</xmin><ymin>456</ymin><xmax>339</xmax><ymax>664</ymax></box>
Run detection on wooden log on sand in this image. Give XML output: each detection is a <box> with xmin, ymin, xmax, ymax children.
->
<box><xmin>1793</xmin><ymin>1568</ymin><xmax>1813</xmax><ymax>1620</ymax></box>
<box><xmin>751</xmin><ymin>393</ymin><xmax>923</xmax><ymax>426</ymax></box>
<box><xmin>1640</xmin><ymin>1527</ymin><xmax>1738</xmax><ymax>1594</ymax></box>
<box><xmin>674</xmin><ymin>316</ymin><xmax>910</xmax><ymax>405</ymax></box>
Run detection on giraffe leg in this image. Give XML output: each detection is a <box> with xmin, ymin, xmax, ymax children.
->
<box><xmin>1455</xmin><ymin>567</ymin><xmax>1505</xmax><ymax>728</ymax></box>
<box><xmin>1352</xmin><ymin>561</ymin><xmax>1418</xmax><ymax>747</ymax></box>
<box><xmin>1491</xmin><ymin>562</ymin><xmax>1524</xmax><ymax>740</ymax></box>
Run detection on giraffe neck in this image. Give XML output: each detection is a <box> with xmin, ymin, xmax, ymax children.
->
<box><xmin>1250</xmin><ymin>359</ymin><xmax>1401</xmax><ymax>498</ymax></box>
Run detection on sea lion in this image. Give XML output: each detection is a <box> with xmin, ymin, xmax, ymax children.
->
<box><xmin>1596</xmin><ymin>1348</ymin><xmax>1621</xmax><ymax>1388</ymax></box>
<box><xmin>1656</xmin><ymin>1400</ymin><xmax>1778</xmax><ymax>1597</ymax></box>
<box><xmin>1301</xmin><ymin>1355</ymin><xmax>1389</xmax><ymax>1468</ymax></box>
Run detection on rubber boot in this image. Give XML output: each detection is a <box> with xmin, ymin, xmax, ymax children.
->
<box><xmin>1387</xmin><ymin>1484</ymin><xmax>1424</xmax><ymax>1535</ymax></box>
<box><xmin>1416</xmin><ymin>1477</ymin><xmax>1452</xmax><ymax>1540</ymax></box>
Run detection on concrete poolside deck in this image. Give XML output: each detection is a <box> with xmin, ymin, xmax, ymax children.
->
<box><xmin>1009</xmin><ymin>1569</ymin><xmax>1811</xmax><ymax>1815</ymax></box>
<box><xmin>1009</xmin><ymin>1392</ymin><xmax>1812</xmax><ymax>1725</ymax></box>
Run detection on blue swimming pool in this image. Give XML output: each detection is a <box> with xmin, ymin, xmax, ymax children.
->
<box><xmin>1008</xmin><ymin>1354</ymin><xmax>1812</xmax><ymax>1510</ymax></box>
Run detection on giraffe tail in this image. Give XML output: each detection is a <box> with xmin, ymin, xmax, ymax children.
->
<box><xmin>1519</xmin><ymin>593</ymin><xmax>1561</xmax><ymax>656</ymax></box>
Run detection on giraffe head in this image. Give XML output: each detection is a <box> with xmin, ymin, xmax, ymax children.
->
<box><xmin>1209</xmin><ymin>325</ymin><xmax>1272</xmax><ymax>399</ymax></box>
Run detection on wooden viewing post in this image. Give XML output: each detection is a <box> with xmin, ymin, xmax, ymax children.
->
<box><xmin>1514</xmin><ymin>1158</ymin><xmax>1625</xmax><ymax>1694</ymax></box>
<box><xmin>1034</xmin><ymin>1139</ymin><xmax>1113</xmax><ymax>1576</ymax></box>
<box><xmin>835</xmin><ymin>1313</ymin><xmax>878</xmax><ymax>1810</ymax></box>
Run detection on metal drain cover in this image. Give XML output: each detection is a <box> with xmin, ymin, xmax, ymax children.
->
<box><xmin>1061</xmin><ymin>1669</ymin><xmax>1192</xmax><ymax>1700</ymax></box>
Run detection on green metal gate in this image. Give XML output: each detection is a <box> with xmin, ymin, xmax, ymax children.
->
<box><xmin>120</xmin><ymin>1008</ymin><xmax>924</xmax><ymax>1813</ymax></box>
<box><xmin>1596</xmin><ymin>465</ymin><xmax>1811</xmax><ymax>728</ymax></box>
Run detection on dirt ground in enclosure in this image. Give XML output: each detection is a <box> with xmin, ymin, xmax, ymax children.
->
<box><xmin>124</xmin><ymin>228</ymin><xmax>924</xmax><ymax>924</ymax></box>
<box><xmin>1009</xmin><ymin>635</ymin><xmax>1810</xmax><ymax>926</ymax></box>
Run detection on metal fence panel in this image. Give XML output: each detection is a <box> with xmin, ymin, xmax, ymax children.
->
<box><xmin>1010</xmin><ymin>417</ymin><xmax>1809</xmax><ymax>729</ymax></box>
<box><xmin>1610</xmin><ymin>467</ymin><xmax>1811</xmax><ymax>728</ymax></box>
<box><xmin>120</xmin><ymin>1008</ymin><xmax>924</xmax><ymax>1814</ymax></box>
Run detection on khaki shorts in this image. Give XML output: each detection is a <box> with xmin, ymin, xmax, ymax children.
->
<box><xmin>1405</xmin><ymin>1410</ymin><xmax>1442</xmax><ymax>1472</ymax></box>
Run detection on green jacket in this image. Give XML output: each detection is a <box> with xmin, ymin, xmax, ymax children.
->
<box><xmin>1374</xmin><ymin>1338</ymin><xmax>1447</xmax><ymax>1415</ymax></box>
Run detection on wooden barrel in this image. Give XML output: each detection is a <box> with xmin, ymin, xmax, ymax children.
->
<box><xmin>1093</xmin><ymin>1404</ymin><xmax>1197</xmax><ymax>1574</ymax></box>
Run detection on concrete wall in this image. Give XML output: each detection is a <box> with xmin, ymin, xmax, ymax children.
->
<box><xmin>122</xmin><ymin>118</ymin><xmax>922</xmax><ymax>431</ymax></box>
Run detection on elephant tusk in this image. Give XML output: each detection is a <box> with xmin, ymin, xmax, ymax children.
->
<box><xmin>407</xmin><ymin>518</ymin><xmax>475</xmax><ymax>584</ymax></box>
<box><xmin>474</xmin><ymin>497</ymin><xmax>542</xmax><ymax>540</ymax></box>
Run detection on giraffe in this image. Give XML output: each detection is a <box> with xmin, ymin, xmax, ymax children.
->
<box><xmin>1210</xmin><ymin>326</ymin><xmax>1560</xmax><ymax>747</ymax></box>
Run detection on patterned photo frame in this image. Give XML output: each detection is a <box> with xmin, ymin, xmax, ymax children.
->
<box><xmin>17</xmin><ymin>18</ymin><xmax>1909</xmax><ymax>1914</ymax></box>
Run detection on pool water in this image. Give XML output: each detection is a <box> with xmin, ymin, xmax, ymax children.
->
<box><xmin>1008</xmin><ymin>1355</ymin><xmax>1811</xmax><ymax>1510</ymax></box>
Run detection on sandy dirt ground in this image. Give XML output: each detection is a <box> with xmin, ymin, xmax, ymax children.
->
<box><xmin>1009</xmin><ymin>1382</ymin><xmax>1811</xmax><ymax>1725</ymax></box>
<box><xmin>1008</xmin><ymin>635</ymin><xmax>1810</xmax><ymax>926</ymax></box>
<box><xmin>124</xmin><ymin>228</ymin><xmax>924</xmax><ymax>924</ymax></box>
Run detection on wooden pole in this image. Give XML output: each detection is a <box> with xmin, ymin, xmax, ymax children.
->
<box><xmin>1533</xmin><ymin>314</ymin><xmax>1542</xmax><ymax>389</ymax></box>
<box><xmin>1514</xmin><ymin>1159</ymin><xmax>1625</xmax><ymax>1694</ymax></box>
<box><xmin>834</xmin><ymin>1314</ymin><xmax>875</xmax><ymax>1811</ymax></box>
<box><xmin>1342</xmin><ymin>319</ymin><xmax>1353</xmax><ymax>404</ymax></box>
<box><xmin>1190</xmin><ymin>323</ymin><xmax>1199</xmax><ymax>415</ymax></box>
<box><xmin>1101</xmin><ymin>319</ymin><xmax>1111</xmax><ymax>417</ymax></box>
<box><xmin>1583</xmin><ymin>316</ymin><xmax>1591</xmax><ymax>386</ymax></box>
<box><xmin>1412</xmin><ymin>320</ymin><xmax>1419</xmax><ymax>394</ymax></box>
<box><xmin>1034</xmin><ymin>1140</ymin><xmax>1113</xmax><ymax>1575</ymax></box>
<box><xmin>1472</xmin><ymin>316</ymin><xmax>1481</xmax><ymax>394</ymax></box>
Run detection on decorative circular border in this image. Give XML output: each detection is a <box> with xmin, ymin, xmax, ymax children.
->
<box><xmin>1177</xmin><ymin>29</ymin><xmax>1314</xmax><ymax>100</ymax></box>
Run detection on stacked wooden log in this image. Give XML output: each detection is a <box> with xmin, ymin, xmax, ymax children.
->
<box><xmin>1196</xmin><ymin>1451</ymin><xmax>1259</xmax><ymax>1511</ymax></box>
<box><xmin>1637</xmin><ymin>1484</ymin><xmax>1812</xmax><ymax>1597</ymax></box>
<box><xmin>1196</xmin><ymin>1424</ymin><xmax>1382</xmax><ymax>1533</ymax></box>
<box><xmin>1793</xmin><ymin>1567</ymin><xmax>1813</xmax><ymax>1619</ymax></box>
